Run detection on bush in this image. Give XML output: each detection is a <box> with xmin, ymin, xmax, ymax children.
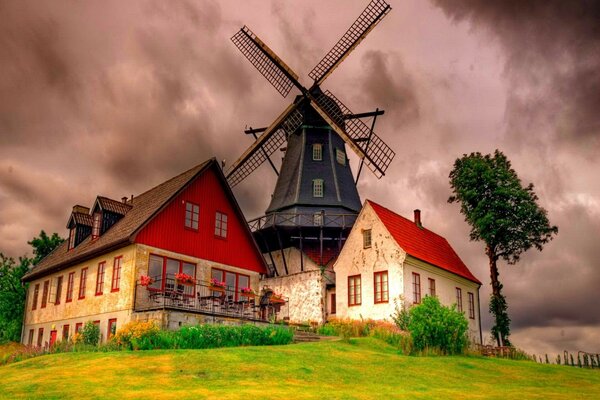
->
<box><xmin>112</xmin><ymin>321</ymin><xmax>160</xmax><ymax>350</ymax></box>
<box><xmin>408</xmin><ymin>296</ymin><xmax>468</xmax><ymax>355</ymax></box>
<box><xmin>391</xmin><ymin>297</ymin><xmax>411</xmax><ymax>331</ymax></box>
<box><xmin>81</xmin><ymin>322</ymin><xmax>101</xmax><ymax>346</ymax></box>
<box><xmin>171</xmin><ymin>324</ymin><xmax>293</xmax><ymax>349</ymax></box>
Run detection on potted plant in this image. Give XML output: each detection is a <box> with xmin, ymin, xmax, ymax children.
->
<box><xmin>270</xmin><ymin>292</ymin><xmax>285</xmax><ymax>303</ymax></box>
<box><xmin>175</xmin><ymin>272</ymin><xmax>195</xmax><ymax>285</ymax></box>
<box><xmin>140</xmin><ymin>275</ymin><xmax>154</xmax><ymax>287</ymax></box>
<box><xmin>240</xmin><ymin>287</ymin><xmax>255</xmax><ymax>296</ymax></box>
<box><xmin>209</xmin><ymin>278</ymin><xmax>226</xmax><ymax>289</ymax></box>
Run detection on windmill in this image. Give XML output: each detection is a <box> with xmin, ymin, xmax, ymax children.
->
<box><xmin>227</xmin><ymin>0</ymin><xmax>395</xmax><ymax>278</ymax></box>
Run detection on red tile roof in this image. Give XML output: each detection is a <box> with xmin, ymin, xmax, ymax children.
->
<box><xmin>303</xmin><ymin>243</ymin><xmax>339</xmax><ymax>267</ymax></box>
<box><xmin>367</xmin><ymin>200</ymin><xmax>481</xmax><ymax>284</ymax></box>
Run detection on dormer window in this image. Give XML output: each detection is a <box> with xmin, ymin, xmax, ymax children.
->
<box><xmin>312</xmin><ymin>144</ymin><xmax>323</xmax><ymax>161</ymax></box>
<box><xmin>92</xmin><ymin>212</ymin><xmax>101</xmax><ymax>239</ymax></box>
<box><xmin>68</xmin><ymin>228</ymin><xmax>76</xmax><ymax>250</ymax></box>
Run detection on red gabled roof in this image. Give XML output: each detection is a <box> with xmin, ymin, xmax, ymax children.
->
<box><xmin>367</xmin><ymin>200</ymin><xmax>481</xmax><ymax>285</ymax></box>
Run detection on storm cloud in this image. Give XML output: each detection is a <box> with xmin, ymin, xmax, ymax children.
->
<box><xmin>0</xmin><ymin>0</ymin><xmax>598</xmax><ymax>355</ymax></box>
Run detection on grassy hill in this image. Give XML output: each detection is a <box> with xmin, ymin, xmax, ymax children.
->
<box><xmin>0</xmin><ymin>338</ymin><xmax>598</xmax><ymax>399</ymax></box>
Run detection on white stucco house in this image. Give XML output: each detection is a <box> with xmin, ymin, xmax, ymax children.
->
<box><xmin>334</xmin><ymin>200</ymin><xmax>482</xmax><ymax>343</ymax></box>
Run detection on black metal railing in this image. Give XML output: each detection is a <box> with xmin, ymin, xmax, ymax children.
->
<box><xmin>133</xmin><ymin>275</ymin><xmax>288</xmax><ymax>323</ymax></box>
<box><xmin>248</xmin><ymin>212</ymin><xmax>357</xmax><ymax>231</ymax></box>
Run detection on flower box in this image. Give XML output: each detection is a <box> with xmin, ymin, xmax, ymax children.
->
<box><xmin>140</xmin><ymin>275</ymin><xmax>154</xmax><ymax>287</ymax></box>
<box><xmin>209</xmin><ymin>278</ymin><xmax>226</xmax><ymax>289</ymax></box>
<box><xmin>175</xmin><ymin>272</ymin><xmax>195</xmax><ymax>285</ymax></box>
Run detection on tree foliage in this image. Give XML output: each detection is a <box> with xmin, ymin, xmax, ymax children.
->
<box><xmin>448</xmin><ymin>150</ymin><xmax>557</xmax><ymax>346</ymax></box>
<box><xmin>0</xmin><ymin>231</ymin><xmax>64</xmax><ymax>343</ymax></box>
<box><xmin>28</xmin><ymin>230</ymin><xmax>64</xmax><ymax>264</ymax></box>
<box><xmin>408</xmin><ymin>296</ymin><xmax>468</xmax><ymax>355</ymax></box>
<box><xmin>0</xmin><ymin>255</ymin><xmax>30</xmax><ymax>342</ymax></box>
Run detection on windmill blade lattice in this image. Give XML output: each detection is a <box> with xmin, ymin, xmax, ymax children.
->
<box><xmin>314</xmin><ymin>90</ymin><xmax>395</xmax><ymax>178</ymax></box>
<box><xmin>226</xmin><ymin>106</ymin><xmax>303</xmax><ymax>187</ymax></box>
<box><xmin>308</xmin><ymin>0</ymin><xmax>391</xmax><ymax>85</ymax></box>
<box><xmin>231</xmin><ymin>26</ymin><xmax>301</xmax><ymax>97</ymax></box>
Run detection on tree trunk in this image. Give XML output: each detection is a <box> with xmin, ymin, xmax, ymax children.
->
<box><xmin>487</xmin><ymin>245</ymin><xmax>503</xmax><ymax>347</ymax></box>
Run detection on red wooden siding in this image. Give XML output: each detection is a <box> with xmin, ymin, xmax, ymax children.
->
<box><xmin>135</xmin><ymin>168</ymin><xmax>265</xmax><ymax>273</ymax></box>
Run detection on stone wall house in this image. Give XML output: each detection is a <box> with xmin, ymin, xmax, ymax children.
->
<box><xmin>334</xmin><ymin>200</ymin><xmax>483</xmax><ymax>344</ymax></box>
<box><xmin>21</xmin><ymin>158</ymin><xmax>268</xmax><ymax>346</ymax></box>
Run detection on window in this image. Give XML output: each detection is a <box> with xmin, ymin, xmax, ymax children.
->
<box><xmin>107</xmin><ymin>318</ymin><xmax>117</xmax><ymax>340</ymax></box>
<box><xmin>111</xmin><ymin>256</ymin><xmax>122</xmax><ymax>292</ymax></box>
<box><xmin>68</xmin><ymin>227</ymin><xmax>76</xmax><ymax>250</ymax></box>
<box><xmin>54</xmin><ymin>276</ymin><xmax>63</xmax><ymax>305</ymax></box>
<box><xmin>214</xmin><ymin>212</ymin><xmax>228</xmax><ymax>238</ymax></box>
<box><xmin>374</xmin><ymin>271</ymin><xmax>389</xmax><ymax>303</ymax></box>
<box><xmin>37</xmin><ymin>328</ymin><xmax>44</xmax><ymax>347</ymax></box>
<box><xmin>95</xmin><ymin>262</ymin><xmax>105</xmax><ymax>295</ymax></box>
<box><xmin>62</xmin><ymin>324</ymin><xmax>69</xmax><ymax>341</ymax></box>
<box><xmin>41</xmin><ymin>280</ymin><xmax>49</xmax><ymax>308</ymax></box>
<box><xmin>185</xmin><ymin>202</ymin><xmax>199</xmax><ymax>230</ymax></box>
<box><xmin>66</xmin><ymin>272</ymin><xmax>75</xmax><ymax>302</ymax></box>
<box><xmin>312</xmin><ymin>143</ymin><xmax>323</xmax><ymax>161</ymax></box>
<box><xmin>412</xmin><ymin>273</ymin><xmax>421</xmax><ymax>304</ymax></box>
<box><xmin>468</xmin><ymin>292</ymin><xmax>475</xmax><ymax>319</ymax></box>
<box><xmin>330</xmin><ymin>293</ymin><xmax>336</xmax><ymax>314</ymax></box>
<box><xmin>456</xmin><ymin>287</ymin><xmax>463</xmax><ymax>312</ymax></box>
<box><xmin>312</xmin><ymin>179</ymin><xmax>324</xmax><ymax>197</ymax></box>
<box><xmin>79</xmin><ymin>268</ymin><xmax>87</xmax><ymax>299</ymax></box>
<box><xmin>28</xmin><ymin>329</ymin><xmax>34</xmax><ymax>345</ymax></box>
<box><xmin>336</xmin><ymin>148</ymin><xmax>346</xmax><ymax>165</ymax></box>
<box><xmin>75</xmin><ymin>322</ymin><xmax>83</xmax><ymax>333</ymax></box>
<box><xmin>348</xmin><ymin>275</ymin><xmax>361</xmax><ymax>306</ymax></box>
<box><xmin>32</xmin><ymin>284</ymin><xmax>39</xmax><ymax>310</ymax></box>
<box><xmin>211</xmin><ymin>268</ymin><xmax>250</xmax><ymax>301</ymax></box>
<box><xmin>148</xmin><ymin>254</ymin><xmax>196</xmax><ymax>293</ymax></box>
<box><xmin>428</xmin><ymin>278</ymin><xmax>436</xmax><ymax>297</ymax></box>
<box><xmin>92</xmin><ymin>212</ymin><xmax>101</xmax><ymax>239</ymax></box>
<box><xmin>313</xmin><ymin>212</ymin><xmax>323</xmax><ymax>226</ymax></box>
<box><xmin>362</xmin><ymin>229</ymin><xmax>372</xmax><ymax>249</ymax></box>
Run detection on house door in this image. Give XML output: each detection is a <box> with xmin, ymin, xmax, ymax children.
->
<box><xmin>49</xmin><ymin>330</ymin><xmax>57</xmax><ymax>347</ymax></box>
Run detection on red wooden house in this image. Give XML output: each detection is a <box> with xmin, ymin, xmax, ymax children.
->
<box><xmin>21</xmin><ymin>158</ymin><xmax>273</xmax><ymax>345</ymax></box>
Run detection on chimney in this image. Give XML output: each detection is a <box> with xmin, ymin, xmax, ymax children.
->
<box><xmin>72</xmin><ymin>205</ymin><xmax>90</xmax><ymax>215</ymax></box>
<box><xmin>122</xmin><ymin>196</ymin><xmax>128</xmax><ymax>204</ymax></box>
<box><xmin>414</xmin><ymin>209</ymin><xmax>422</xmax><ymax>227</ymax></box>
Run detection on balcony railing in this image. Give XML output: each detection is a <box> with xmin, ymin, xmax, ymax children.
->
<box><xmin>133</xmin><ymin>275</ymin><xmax>288</xmax><ymax>323</ymax></box>
<box><xmin>248</xmin><ymin>212</ymin><xmax>358</xmax><ymax>231</ymax></box>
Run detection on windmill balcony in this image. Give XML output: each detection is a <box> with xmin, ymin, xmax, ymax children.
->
<box><xmin>248</xmin><ymin>211</ymin><xmax>358</xmax><ymax>231</ymax></box>
<box><xmin>133</xmin><ymin>274</ymin><xmax>288</xmax><ymax>323</ymax></box>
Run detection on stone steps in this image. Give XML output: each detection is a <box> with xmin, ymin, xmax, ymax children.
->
<box><xmin>293</xmin><ymin>330</ymin><xmax>339</xmax><ymax>343</ymax></box>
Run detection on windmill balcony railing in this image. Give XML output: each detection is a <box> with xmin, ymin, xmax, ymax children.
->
<box><xmin>248</xmin><ymin>212</ymin><xmax>357</xmax><ymax>231</ymax></box>
<box><xmin>133</xmin><ymin>274</ymin><xmax>288</xmax><ymax>323</ymax></box>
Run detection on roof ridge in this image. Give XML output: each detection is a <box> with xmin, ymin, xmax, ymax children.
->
<box><xmin>366</xmin><ymin>199</ymin><xmax>481</xmax><ymax>285</ymax></box>
<box><xmin>133</xmin><ymin>158</ymin><xmax>215</xmax><ymax>201</ymax></box>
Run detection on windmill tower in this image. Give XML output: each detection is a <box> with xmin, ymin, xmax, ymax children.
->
<box><xmin>226</xmin><ymin>0</ymin><xmax>395</xmax><ymax>322</ymax></box>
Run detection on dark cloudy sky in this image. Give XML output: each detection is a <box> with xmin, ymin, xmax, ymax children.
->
<box><xmin>1</xmin><ymin>0</ymin><xmax>599</xmax><ymax>355</ymax></box>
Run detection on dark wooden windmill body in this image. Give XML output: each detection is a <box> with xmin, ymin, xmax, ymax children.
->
<box><xmin>227</xmin><ymin>0</ymin><xmax>395</xmax><ymax>276</ymax></box>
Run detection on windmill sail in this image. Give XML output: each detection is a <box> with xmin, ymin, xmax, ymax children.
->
<box><xmin>308</xmin><ymin>0</ymin><xmax>391</xmax><ymax>85</ymax></box>
<box><xmin>226</xmin><ymin>104</ymin><xmax>303</xmax><ymax>187</ymax></box>
<box><xmin>231</xmin><ymin>26</ymin><xmax>302</xmax><ymax>97</ymax></box>
<box><xmin>319</xmin><ymin>90</ymin><xmax>395</xmax><ymax>178</ymax></box>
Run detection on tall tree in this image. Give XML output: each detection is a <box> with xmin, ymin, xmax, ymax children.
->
<box><xmin>28</xmin><ymin>230</ymin><xmax>64</xmax><ymax>264</ymax></box>
<box><xmin>448</xmin><ymin>150</ymin><xmax>558</xmax><ymax>346</ymax></box>
<box><xmin>0</xmin><ymin>255</ymin><xmax>30</xmax><ymax>342</ymax></box>
<box><xmin>0</xmin><ymin>231</ymin><xmax>64</xmax><ymax>343</ymax></box>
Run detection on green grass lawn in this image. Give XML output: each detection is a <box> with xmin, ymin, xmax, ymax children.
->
<box><xmin>0</xmin><ymin>338</ymin><xmax>598</xmax><ymax>399</ymax></box>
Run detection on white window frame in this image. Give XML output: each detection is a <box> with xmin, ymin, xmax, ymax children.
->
<box><xmin>336</xmin><ymin>148</ymin><xmax>346</xmax><ymax>165</ymax></box>
<box><xmin>312</xmin><ymin>179</ymin><xmax>324</xmax><ymax>197</ymax></box>
<box><xmin>312</xmin><ymin>144</ymin><xmax>323</xmax><ymax>161</ymax></box>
